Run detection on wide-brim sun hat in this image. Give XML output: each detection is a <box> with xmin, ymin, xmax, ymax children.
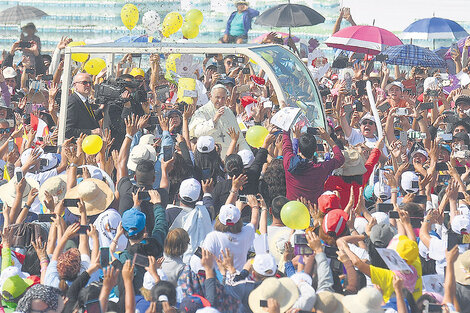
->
<box><xmin>454</xmin><ymin>250</ymin><xmax>470</xmax><ymax>285</ymax></box>
<box><xmin>64</xmin><ymin>178</ymin><xmax>114</xmax><ymax>216</ymax></box>
<box><xmin>38</xmin><ymin>175</ymin><xmax>67</xmax><ymax>207</ymax></box>
<box><xmin>0</xmin><ymin>176</ymin><xmax>39</xmax><ymax>207</ymax></box>
<box><xmin>341</xmin><ymin>287</ymin><xmax>383</xmax><ymax>313</ymax></box>
<box><xmin>248</xmin><ymin>277</ymin><xmax>299</xmax><ymax>313</ymax></box>
<box><xmin>338</xmin><ymin>147</ymin><xmax>367</xmax><ymax>176</ymax></box>
<box><xmin>314</xmin><ymin>291</ymin><xmax>346</xmax><ymax>313</ymax></box>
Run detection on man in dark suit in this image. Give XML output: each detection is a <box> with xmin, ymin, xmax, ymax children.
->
<box><xmin>65</xmin><ymin>73</ymin><xmax>103</xmax><ymax>138</ymax></box>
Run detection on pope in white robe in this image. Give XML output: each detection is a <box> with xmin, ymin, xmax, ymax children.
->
<box><xmin>189</xmin><ymin>84</ymin><xmax>249</xmax><ymax>156</ymax></box>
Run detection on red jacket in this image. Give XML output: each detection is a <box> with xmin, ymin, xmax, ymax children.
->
<box><xmin>324</xmin><ymin>148</ymin><xmax>381</xmax><ymax>209</ymax></box>
<box><xmin>282</xmin><ymin>132</ymin><xmax>344</xmax><ymax>204</ymax></box>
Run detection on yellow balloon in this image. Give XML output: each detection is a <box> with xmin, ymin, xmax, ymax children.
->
<box><xmin>185</xmin><ymin>9</ymin><xmax>203</xmax><ymax>26</ymax></box>
<box><xmin>177</xmin><ymin>77</ymin><xmax>196</xmax><ymax>104</ymax></box>
<box><xmin>162</xmin><ymin>24</ymin><xmax>171</xmax><ymax>38</ymax></box>
<box><xmin>121</xmin><ymin>3</ymin><xmax>139</xmax><ymax>31</ymax></box>
<box><xmin>67</xmin><ymin>41</ymin><xmax>89</xmax><ymax>63</ymax></box>
<box><xmin>245</xmin><ymin>125</ymin><xmax>269</xmax><ymax>148</ymax></box>
<box><xmin>165</xmin><ymin>53</ymin><xmax>181</xmax><ymax>74</ymax></box>
<box><xmin>181</xmin><ymin>21</ymin><xmax>199</xmax><ymax>39</ymax></box>
<box><xmin>82</xmin><ymin>135</ymin><xmax>103</xmax><ymax>155</ymax></box>
<box><xmin>280</xmin><ymin>201</ymin><xmax>310</xmax><ymax>230</ymax></box>
<box><xmin>84</xmin><ymin>58</ymin><xmax>106</xmax><ymax>76</ymax></box>
<box><xmin>163</xmin><ymin>12</ymin><xmax>183</xmax><ymax>35</ymax></box>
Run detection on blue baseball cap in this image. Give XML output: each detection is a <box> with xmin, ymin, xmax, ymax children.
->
<box><xmin>122</xmin><ymin>208</ymin><xmax>146</xmax><ymax>236</ymax></box>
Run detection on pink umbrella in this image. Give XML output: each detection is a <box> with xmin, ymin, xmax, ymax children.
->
<box><xmin>252</xmin><ymin>32</ymin><xmax>300</xmax><ymax>44</ymax></box>
<box><xmin>325</xmin><ymin>25</ymin><xmax>403</xmax><ymax>55</ymax></box>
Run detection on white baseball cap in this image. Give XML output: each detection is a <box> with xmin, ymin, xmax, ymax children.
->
<box><xmin>20</xmin><ymin>147</ymin><xmax>44</xmax><ymax>170</ymax></box>
<box><xmin>238</xmin><ymin>149</ymin><xmax>255</xmax><ymax>168</ymax></box>
<box><xmin>127</xmin><ymin>144</ymin><xmax>157</xmax><ymax>172</ymax></box>
<box><xmin>197</xmin><ymin>136</ymin><xmax>215</xmax><ymax>153</ymax></box>
<box><xmin>219</xmin><ymin>204</ymin><xmax>240</xmax><ymax>225</ymax></box>
<box><xmin>423</xmin><ymin>77</ymin><xmax>439</xmax><ymax>93</ymax></box>
<box><xmin>359</xmin><ymin>112</ymin><xmax>376</xmax><ymax>124</ymax></box>
<box><xmin>385</xmin><ymin>81</ymin><xmax>404</xmax><ymax>92</ymax></box>
<box><xmin>139</xmin><ymin>134</ymin><xmax>156</xmax><ymax>146</ymax></box>
<box><xmin>252</xmin><ymin>253</ymin><xmax>277</xmax><ymax>276</ymax></box>
<box><xmin>2</xmin><ymin>67</ymin><xmax>16</xmax><ymax>79</ymax></box>
<box><xmin>179</xmin><ymin>178</ymin><xmax>201</xmax><ymax>203</ymax></box>
<box><xmin>410</xmin><ymin>149</ymin><xmax>429</xmax><ymax>160</ymax></box>
<box><xmin>371</xmin><ymin>211</ymin><xmax>390</xmax><ymax>225</ymax></box>
<box><xmin>401</xmin><ymin>171</ymin><xmax>419</xmax><ymax>194</ymax></box>
<box><xmin>451</xmin><ymin>214</ymin><xmax>470</xmax><ymax>234</ymax></box>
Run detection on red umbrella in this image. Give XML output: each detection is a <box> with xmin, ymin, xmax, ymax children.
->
<box><xmin>325</xmin><ymin>25</ymin><xmax>402</xmax><ymax>55</ymax></box>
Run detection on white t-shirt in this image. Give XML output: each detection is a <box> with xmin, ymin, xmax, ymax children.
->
<box><xmin>202</xmin><ymin>223</ymin><xmax>255</xmax><ymax>271</ymax></box>
<box><xmin>346</xmin><ymin>128</ymin><xmax>388</xmax><ymax>155</ymax></box>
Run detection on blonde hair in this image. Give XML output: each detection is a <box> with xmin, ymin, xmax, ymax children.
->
<box><xmin>164</xmin><ymin>228</ymin><xmax>190</xmax><ymax>257</ymax></box>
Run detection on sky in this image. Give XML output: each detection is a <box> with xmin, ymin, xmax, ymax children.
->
<box><xmin>343</xmin><ymin>0</ymin><xmax>470</xmax><ymax>31</ymax></box>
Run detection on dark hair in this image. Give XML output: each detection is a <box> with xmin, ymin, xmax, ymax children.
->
<box><xmin>453</xmin><ymin>131</ymin><xmax>470</xmax><ymax>146</ymax></box>
<box><xmin>120</xmin><ymin>74</ymin><xmax>135</xmax><ymax>80</ymax></box>
<box><xmin>400</xmin><ymin>202</ymin><xmax>423</xmax><ymax>218</ymax></box>
<box><xmin>452</xmin><ymin>120</ymin><xmax>470</xmax><ymax>133</ymax></box>
<box><xmin>271</xmin><ymin>196</ymin><xmax>289</xmax><ymax>219</ymax></box>
<box><xmin>342</xmin><ymin>175</ymin><xmax>364</xmax><ymax>185</ymax></box>
<box><xmin>124</xmin><ymin>228</ymin><xmax>145</xmax><ymax>241</ymax></box>
<box><xmin>135</xmin><ymin>160</ymin><xmax>156</xmax><ymax>187</ymax></box>
<box><xmin>225</xmin><ymin>154</ymin><xmax>244</xmax><ymax>178</ymax></box>
<box><xmin>21</xmin><ymin>246</ymin><xmax>40</xmax><ymax>276</ymax></box>
<box><xmin>224</xmin><ymin>55</ymin><xmax>236</xmax><ymax>61</ymax></box>
<box><xmin>194</xmin><ymin>149</ymin><xmax>225</xmax><ymax>181</ymax></box>
<box><xmin>152</xmin><ymin>281</ymin><xmax>177</xmax><ymax>306</ymax></box>
<box><xmin>168</xmin><ymin>153</ymin><xmax>194</xmax><ymax>202</ymax></box>
<box><xmin>259</xmin><ymin>159</ymin><xmax>286</xmax><ymax>207</ymax></box>
<box><xmin>77</xmin><ymin>282</ymin><xmax>102</xmax><ymax>308</ymax></box>
<box><xmin>42</xmin><ymin>54</ymin><xmax>52</xmax><ymax>63</ymax></box>
<box><xmin>298</xmin><ymin>133</ymin><xmax>317</xmax><ymax>159</ymax></box>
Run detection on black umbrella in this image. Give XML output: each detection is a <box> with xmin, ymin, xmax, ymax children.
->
<box><xmin>0</xmin><ymin>4</ymin><xmax>48</xmax><ymax>24</ymax></box>
<box><xmin>255</xmin><ymin>2</ymin><xmax>325</xmax><ymax>36</ymax></box>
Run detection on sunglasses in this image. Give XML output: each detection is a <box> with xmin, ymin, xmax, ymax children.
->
<box><xmin>0</xmin><ymin>128</ymin><xmax>12</xmax><ymax>134</ymax></box>
<box><xmin>361</xmin><ymin>121</ymin><xmax>375</xmax><ymax>126</ymax></box>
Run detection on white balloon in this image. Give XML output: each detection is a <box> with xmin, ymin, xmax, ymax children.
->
<box><xmin>142</xmin><ymin>10</ymin><xmax>161</xmax><ymax>35</ymax></box>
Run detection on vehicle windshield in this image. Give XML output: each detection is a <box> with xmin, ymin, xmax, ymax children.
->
<box><xmin>251</xmin><ymin>45</ymin><xmax>325</xmax><ymax>128</ymax></box>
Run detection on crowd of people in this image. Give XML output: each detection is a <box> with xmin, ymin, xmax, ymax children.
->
<box><xmin>0</xmin><ymin>3</ymin><xmax>469</xmax><ymax>313</ymax></box>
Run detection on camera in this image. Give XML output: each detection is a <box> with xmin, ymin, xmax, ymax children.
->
<box><xmin>94</xmin><ymin>77</ymin><xmax>141</xmax><ymax>104</ymax></box>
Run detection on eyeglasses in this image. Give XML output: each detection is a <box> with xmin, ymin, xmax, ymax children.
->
<box><xmin>361</xmin><ymin>121</ymin><xmax>375</xmax><ymax>126</ymax></box>
<box><xmin>0</xmin><ymin>128</ymin><xmax>12</xmax><ymax>134</ymax></box>
<box><xmin>77</xmin><ymin>81</ymin><xmax>92</xmax><ymax>86</ymax></box>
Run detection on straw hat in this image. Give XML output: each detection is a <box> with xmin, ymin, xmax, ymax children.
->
<box><xmin>454</xmin><ymin>250</ymin><xmax>470</xmax><ymax>285</ymax></box>
<box><xmin>314</xmin><ymin>291</ymin><xmax>346</xmax><ymax>313</ymax></box>
<box><xmin>248</xmin><ymin>277</ymin><xmax>299</xmax><ymax>313</ymax></box>
<box><xmin>0</xmin><ymin>176</ymin><xmax>39</xmax><ymax>207</ymax></box>
<box><xmin>64</xmin><ymin>178</ymin><xmax>114</xmax><ymax>216</ymax></box>
<box><xmin>341</xmin><ymin>286</ymin><xmax>384</xmax><ymax>313</ymax></box>
<box><xmin>337</xmin><ymin>147</ymin><xmax>367</xmax><ymax>177</ymax></box>
<box><xmin>38</xmin><ymin>175</ymin><xmax>67</xmax><ymax>206</ymax></box>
